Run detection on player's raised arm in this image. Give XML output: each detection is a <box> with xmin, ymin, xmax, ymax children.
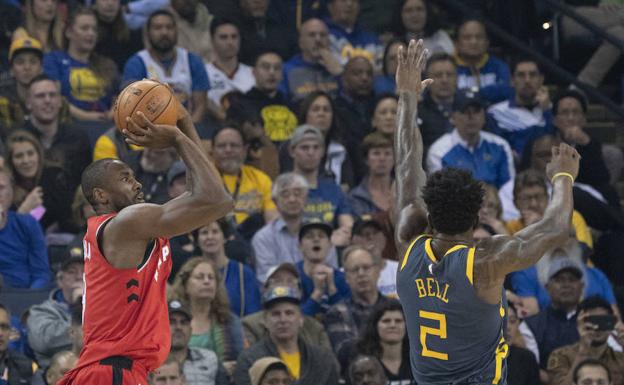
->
<box><xmin>104</xmin><ymin>110</ymin><xmax>233</xmax><ymax>268</ymax></box>
<box><xmin>475</xmin><ymin>143</ymin><xmax>579</xmax><ymax>285</ymax></box>
<box><xmin>393</xmin><ymin>39</ymin><xmax>433</xmax><ymax>252</ymax></box>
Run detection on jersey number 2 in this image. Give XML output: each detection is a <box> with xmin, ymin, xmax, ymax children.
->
<box><xmin>419</xmin><ymin>310</ymin><xmax>448</xmax><ymax>360</ymax></box>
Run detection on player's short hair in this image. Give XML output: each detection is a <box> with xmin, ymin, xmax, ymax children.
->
<box><xmin>572</xmin><ymin>358</ymin><xmax>611</xmax><ymax>384</ymax></box>
<box><xmin>422</xmin><ymin>168</ymin><xmax>484</xmax><ymax>235</ymax></box>
<box><xmin>81</xmin><ymin>158</ymin><xmax>118</xmax><ymax>207</ymax></box>
<box><xmin>577</xmin><ymin>296</ymin><xmax>613</xmax><ymax>315</ymax></box>
<box><xmin>513</xmin><ymin>169</ymin><xmax>547</xmax><ymax>200</ymax></box>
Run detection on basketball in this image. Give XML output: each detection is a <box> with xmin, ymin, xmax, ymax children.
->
<box><xmin>113</xmin><ymin>79</ymin><xmax>178</xmax><ymax>133</ymax></box>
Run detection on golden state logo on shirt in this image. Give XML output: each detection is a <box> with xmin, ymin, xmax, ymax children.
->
<box><xmin>69</xmin><ymin>68</ymin><xmax>106</xmax><ymax>102</ymax></box>
<box><xmin>261</xmin><ymin>105</ymin><xmax>298</xmax><ymax>142</ymax></box>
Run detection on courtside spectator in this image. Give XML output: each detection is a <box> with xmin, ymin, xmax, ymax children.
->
<box><xmin>0</xmin><ymin>167</ymin><xmax>50</xmax><ymax>289</ymax></box>
<box><xmin>122</xmin><ymin>10</ymin><xmax>208</xmax><ymax>123</ymax></box>
<box><xmin>454</xmin><ymin>18</ymin><xmax>512</xmax><ymax>104</ymax></box>
<box><xmin>43</xmin><ymin>8</ymin><xmax>118</xmax><ymax>121</ymax></box>
<box><xmin>395</xmin><ymin>0</ymin><xmax>454</xmax><ymax>54</ymax></box>
<box><xmin>169</xmin><ymin>0</ymin><xmax>214</xmax><ymax>63</ymax></box>
<box><xmin>427</xmin><ymin>90</ymin><xmax>515</xmax><ymax>188</ymax></box>
<box><xmin>27</xmin><ymin>256</ymin><xmax>83</xmax><ymax>367</ymax></box>
<box><xmin>233</xmin><ymin>286</ymin><xmax>340</xmax><ymax>385</ymax></box>
<box><xmin>22</xmin><ymin>74</ymin><xmax>91</xmax><ymax>190</ymax></box>
<box><xmin>488</xmin><ymin>58</ymin><xmax>554</xmax><ymax>158</ymax></box>
<box><xmin>280</xmin><ymin>18</ymin><xmax>341</xmax><ymax>102</ymax></box>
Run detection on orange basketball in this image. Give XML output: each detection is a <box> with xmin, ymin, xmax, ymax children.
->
<box><xmin>113</xmin><ymin>79</ymin><xmax>178</xmax><ymax>133</ymax></box>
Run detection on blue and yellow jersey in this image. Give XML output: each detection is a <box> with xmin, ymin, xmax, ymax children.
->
<box><xmin>397</xmin><ymin>235</ymin><xmax>508</xmax><ymax>385</ymax></box>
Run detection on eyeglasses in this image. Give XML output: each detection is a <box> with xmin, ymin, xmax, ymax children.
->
<box><xmin>345</xmin><ymin>264</ymin><xmax>375</xmax><ymax>275</ymax></box>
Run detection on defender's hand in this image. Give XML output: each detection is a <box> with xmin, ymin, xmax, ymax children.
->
<box><xmin>395</xmin><ymin>39</ymin><xmax>433</xmax><ymax>95</ymax></box>
<box><xmin>545</xmin><ymin>143</ymin><xmax>580</xmax><ymax>182</ymax></box>
<box><xmin>123</xmin><ymin>111</ymin><xmax>182</xmax><ymax>149</ymax></box>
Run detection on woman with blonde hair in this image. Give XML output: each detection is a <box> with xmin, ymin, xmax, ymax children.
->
<box><xmin>170</xmin><ymin>257</ymin><xmax>245</xmax><ymax>373</ymax></box>
<box><xmin>5</xmin><ymin>129</ymin><xmax>75</xmax><ymax>232</ymax></box>
<box><xmin>13</xmin><ymin>0</ymin><xmax>65</xmax><ymax>52</ymax></box>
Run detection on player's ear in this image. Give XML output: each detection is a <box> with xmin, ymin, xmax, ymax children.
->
<box><xmin>92</xmin><ymin>187</ymin><xmax>109</xmax><ymax>205</ymax></box>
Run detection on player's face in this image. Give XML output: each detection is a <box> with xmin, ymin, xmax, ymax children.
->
<box><xmin>512</xmin><ymin>62</ymin><xmax>543</xmax><ymax>102</ymax></box>
<box><xmin>515</xmin><ymin>185</ymin><xmax>548</xmax><ymax>217</ymax></box>
<box><xmin>213</xmin><ymin>24</ymin><xmax>240</xmax><ymax>60</ymax></box>
<box><xmin>213</xmin><ymin>128</ymin><xmax>246</xmax><ymax>175</ymax></box>
<box><xmin>253</xmin><ymin>53</ymin><xmax>283</xmax><ymax>92</ymax></box>
<box><xmin>11</xmin><ymin>51</ymin><xmax>42</xmax><ymax>87</ymax></box>
<box><xmin>105</xmin><ymin>163</ymin><xmax>145</xmax><ymax>211</ymax></box>
<box><xmin>67</xmin><ymin>14</ymin><xmax>98</xmax><ymax>53</ymax></box>
<box><xmin>151</xmin><ymin>362</ymin><xmax>185</xmax><ymax>385</ymax></box>
<box><xmin>351</xmin><ymin>226</ymin><xmax>387</xmax><ymax>260</ymax></box>
<box><xmin>456</xmin><ymin>21</ymin><xmax>488</xmax><ymax>60</ymax></box>
<box><xmin>366</xmin><ymin>147</ymin><xmax>394</xmax><ymax>176</ymax></box>
<box><xmin>186</xmin><ymin>262</ymin><xmax>217</xmax><ymax>301</ymax></box>
<box><xmin>372</xmin><ymin>98</ymin><xmax>397</xmax><ymax>135</ymax></box>
<box><xmin>299</xmin><ymin>228</ymin><xmax>331</xmax><ymax>263</ymax></box>
<box><xmin>148</xmin><ymin>15</ymin><xmax>177</xmax><ymax>54</ymax></box>
<box><xmin>426</xmin><ymin>60</ymin><xmax>457</xmax><ymax>101</ymax></box>
<box><xmin>169</xmin><ymin>312</ymin><xmax>191</xmax><ymax>350</ymax></box>
<box><xmin>275</xmin><ymin>186</ymin><xmax>307</xmax><ymax>218</ymax></box>
<box><xmin>260</xmin><ymin>369</ymin><xmax>293</xmax><ymax>385</ymax></box>
<box><xmin>27</xmin><ymin>80</ymin><xmax>62</xmax><ymax>124</ymax></box>
<box><xmin>290</xmin><ymin>138</ymin><xmax>324</xmax><ymax>173</ymax></box>
<box><xmin>265</xmin><ymin>302</ymin><xmax>302</xmax><ymax>341</ymax></box>
<box><xmin>575</xmin><ymin>365</ymin><xmax>610</xmax><ymax>385</ymax></box>
<box><xmin>344</xmin><ymin>249</ymin><xmax>380</xmax><ymax>296</ymax></box>
<box><xmin>377</xmin><ymin>310</ymin><xmax>405</xmax><ymax>344</ymax></box>
<box><xmin>401</xmin><ymin>0</ymin><xmax>427</xmax><ymax>32</ymax></box>
<box><xmin>197</xmin><ymin>222</ymin><xmax>226</xmax><ymax>256</ymax></box>
<box><xmin>10</xmin><ymin>141</ymin><xmax>40</xmax><ymax>179</ymax></box>
<box><xmin>305</xmin><ymin>95</ymin><xmax>333</xmax><ymax>134</ymax></box>
<box><xmin>0</xmin><ymin>309</ymin><xmax>11</xmax><ymax>352</ymax></box>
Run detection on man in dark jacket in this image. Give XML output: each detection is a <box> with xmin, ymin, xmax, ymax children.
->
<box><xmin>0</xmin><ymin>304</ymin><xmax>37</xmax><ymax>385</ymax></box>
<box><xmin>234</xmin><ymin>286</ymin><xmax>339</xmax><ymax>385</ymax></box>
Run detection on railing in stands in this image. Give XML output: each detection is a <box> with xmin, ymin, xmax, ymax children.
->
<box><xmin>438</xmin><ymin>0</ymin><xmax>624</xmax><ymax>120</ymax></box>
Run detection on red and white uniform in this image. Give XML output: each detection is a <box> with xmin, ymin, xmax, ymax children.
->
<box><xmin>59</xmin><ymin>213</ymin><xmax>172</xmax><ymax>385</ymax></box>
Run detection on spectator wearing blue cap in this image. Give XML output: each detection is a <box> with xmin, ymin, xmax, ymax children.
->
<box><xmin>233</xmin><ymin>286</ymin><xmax>340</xmax><ymax>385</ymax></box>
<box><xmin>427</xmin><ymin>90</ymin><xmax>515</xmax><ymax>189</ymax></box>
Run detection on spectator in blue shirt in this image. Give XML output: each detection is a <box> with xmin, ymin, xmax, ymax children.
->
<box><xmin>43</xmin><ymin>8</ymin><xmax>118</xmax><ymax>122</ymax></box>
<box><xmin>453</xmin><ymin>18</ymin><xmax>512</xmax><ymax>104</ymax></box>
<box><xmin>193</xmin><ymin>219</ymin><xmax>262</xmax><ymax>317</ymax></box>
<box><xmin>122</xmin><ymin>9</ymin><xmax>208</xmax><ymax>124</ymax></box>
<box><xmin>296</xmin><ymin>219</ymin><xmax>351</xmax><ymax>317</ymax></box>
<box><xmin>0</xmin><ymin>168</ymin><xmax>50</xmax><ymax>289</ymax></box>
<box><xmin>427</xmin><ymin>90</ymin><xmax>515</xmax><ymax>189</ymax></box>
<box><xmin>488</xmin><ymin>58</ymin><xmax>554</xmax><ymax>159</ymax></box>
<box><xmin>290</xmin><ymin>125</ymin><xmax>354</xmax><ymax>247</ymax></box>
<box><xmin>325</xmin><ymin>0</ymin><xmax>383</xmax><ymax>70</ymax></box>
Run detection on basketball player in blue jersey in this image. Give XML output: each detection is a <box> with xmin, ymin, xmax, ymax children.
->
<box><xmin>394</xmin><ymin>40</ymin><xmax>580</xmax><ymax>385</ymax></box>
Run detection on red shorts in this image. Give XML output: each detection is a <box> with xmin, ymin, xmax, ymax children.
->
<box><xmin>58</xmin><ymin>356</ymin><xmax>147</xmax><ymax>385</ymax></box>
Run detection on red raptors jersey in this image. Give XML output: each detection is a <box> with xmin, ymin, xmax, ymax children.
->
<box><xmin>77</xmin><ymin>213</ymin><xmax>172</xmax><ymax>373</ymax></box>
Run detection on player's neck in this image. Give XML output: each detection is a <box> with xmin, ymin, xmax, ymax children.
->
<box><xmin>431</xmin><ymin>231</ymin><xmax>474</xmax><ymax>257</ymax></box>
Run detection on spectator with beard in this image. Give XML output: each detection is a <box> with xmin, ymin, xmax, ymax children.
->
<box><xmin>122</xmin><ymin>10</ymin><xmax>208</xmax><ymax>124</ymax></box>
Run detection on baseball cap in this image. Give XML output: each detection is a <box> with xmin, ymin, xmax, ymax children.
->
<box><xmin>167</xmin><ymin>161</ymin><xmax>186</xmax><ymax>186</ymax></box>
<box><xmin>298</xmin><ymin>217</ymin><xmax>333</xmax><ymax>240</ymax></box>
<box><xmin>289</xmin><ymin>124</ymin><xmax>324</xmax><ymax>149</ymax></box>
<box><xmin>452</xmin><ymin>89</ymin><xmax>485</xmax><ymax>112</ymax></box>
<box><xmin>9</xmin><ymin>37</ymin><xmax>43</xmax><ymax>62</ymax></box>
<box><xmin>61</xmin><ymin>256</ymin><xmax>84</xmax><ymax>272</ymax></box>
<box><xmin>265</xmin><ymin>263</ymin><xmax>299</xmax><ymax>282</ymax></box>
<box><xmin>168</xmin><ymin>300</ymin><xmax>192</xmax><ymax>321</ymax></box>
<box><xmin>547</xmin><ymin>258</ymin><xmax>583</xmax><ymax>282</ymax></box>
<box><xmin>352</xmin><ymin>216</ymin><xmax>384</xmax><ymax>236</ymax></box>
<box><xmin>249</xmin><ymin>357</ymin><xmax>289</xmax><ymax>385</ymax></box>
<box><xmin>262</xmin><ymin>286</ymin><xmax>301</xmax><ymax>309</ymax></box>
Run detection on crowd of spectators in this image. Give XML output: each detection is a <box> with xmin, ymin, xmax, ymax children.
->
<box><xmin>0</xmin><ymin>0</ymin><xmax>623</xmax><ymax>385</ymax></box>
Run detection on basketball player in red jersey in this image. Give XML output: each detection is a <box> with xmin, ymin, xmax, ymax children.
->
<box><xmin>58</xmin><ymin>104</ymin><xmax>233</xmax><ymax>385</ymax></box>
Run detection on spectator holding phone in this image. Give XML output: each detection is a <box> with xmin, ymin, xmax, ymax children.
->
<box><xmin>547</xmin><ymin>296</ymin><xmax>624</xmax><ymax>385</ymax></box>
